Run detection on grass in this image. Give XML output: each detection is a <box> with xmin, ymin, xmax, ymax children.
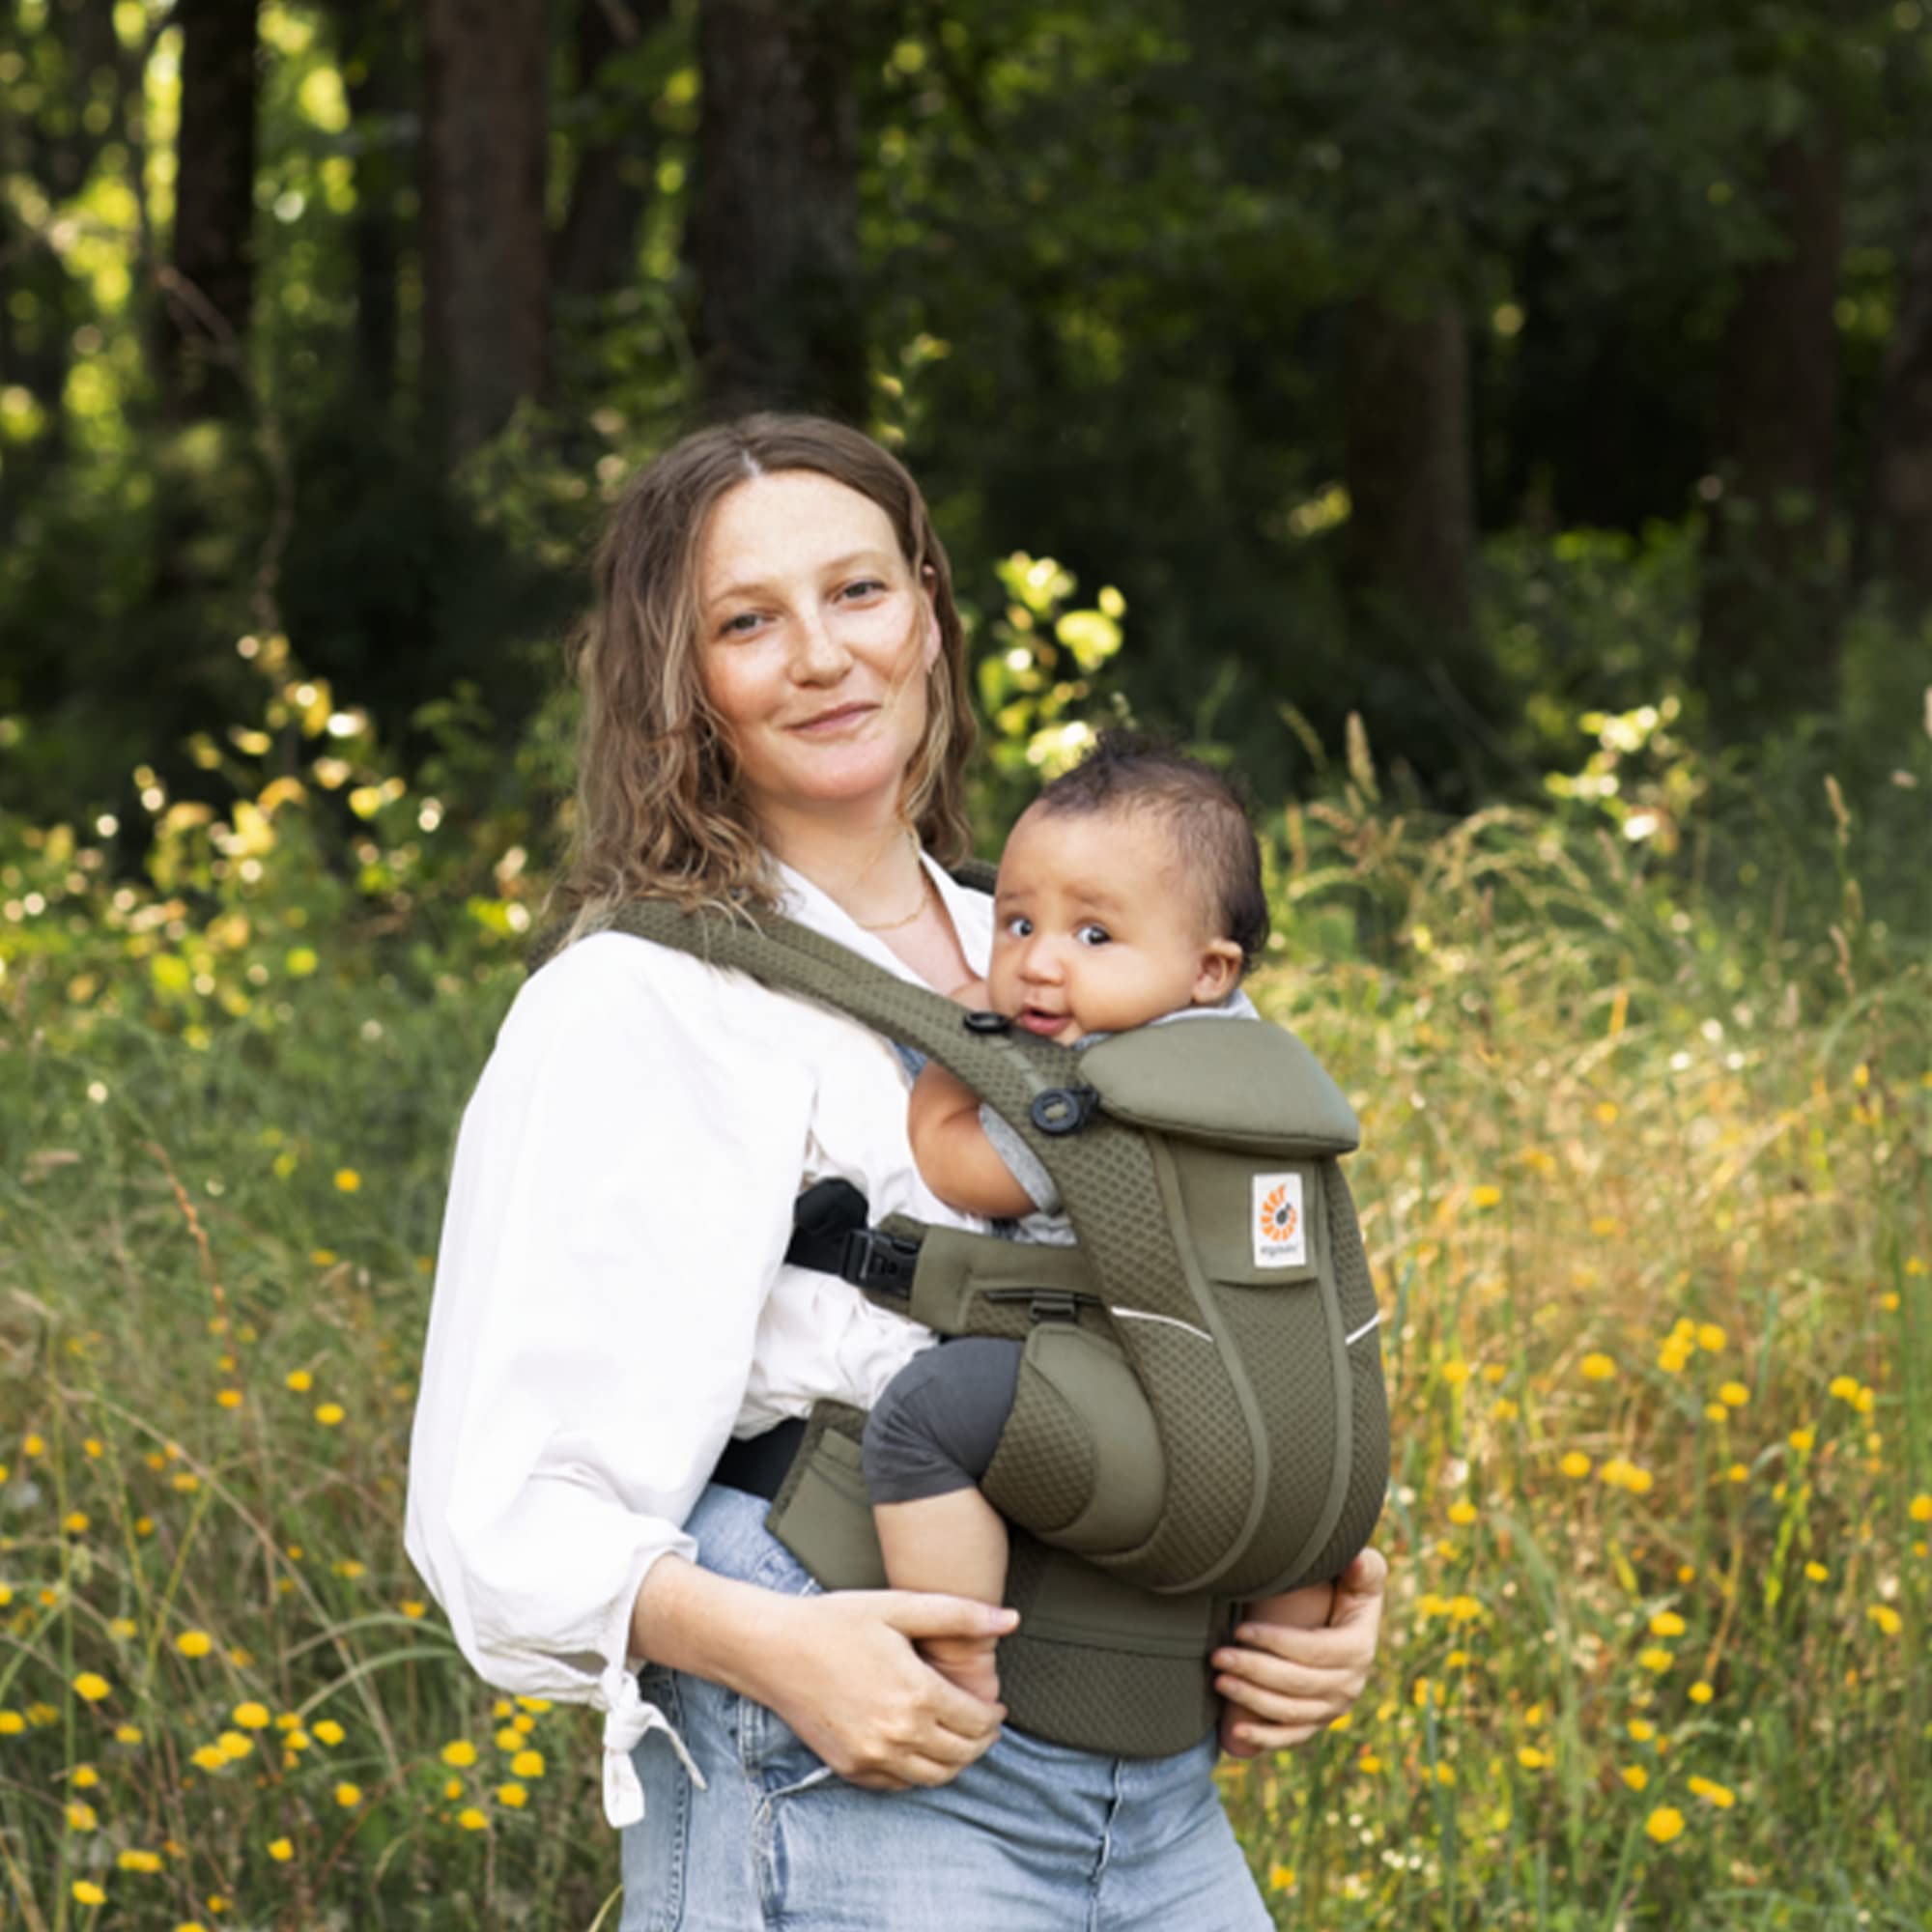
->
<box><xmin>0</xmin><ymin>737</ymin><xmax>1926</xmax><ymax>1928</ymax></box>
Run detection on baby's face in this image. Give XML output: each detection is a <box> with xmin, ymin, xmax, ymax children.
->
<box><xmin>984</xmin><ymin>805</ymin><xmax>1242</xmax><ymax>1044</ymax></box>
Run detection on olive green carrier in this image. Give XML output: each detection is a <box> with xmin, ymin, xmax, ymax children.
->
<box><xmin>559</xmin><ymin>880</ymin><xmax>1387</xmax><ymax>1759</ymax></box>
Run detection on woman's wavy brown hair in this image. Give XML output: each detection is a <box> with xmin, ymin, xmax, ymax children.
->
<box><xmin>555</xmin><ymin>415</ymin><xmax>976</xmax><ymax>933</ymax></box>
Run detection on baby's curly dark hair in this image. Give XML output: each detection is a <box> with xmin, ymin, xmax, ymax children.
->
<box><xmin>1029</xmin><ymin>729</ymin><xmax>1270</xmax><ymax>972</ymax></box>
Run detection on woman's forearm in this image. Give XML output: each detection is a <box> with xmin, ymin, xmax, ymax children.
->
<box><xmin>630</xmin><ymin>1551</ymin><xmax>793</xmax><ymax>1702</ymax></box>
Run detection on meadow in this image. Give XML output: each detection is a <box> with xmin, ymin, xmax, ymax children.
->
<box><xmin>0</xmin><ymin>630</ymin><xmax>1927</xmax><ymax>1930</ymax></box>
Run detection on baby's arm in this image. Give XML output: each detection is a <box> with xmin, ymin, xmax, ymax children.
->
<box><xmin>908</xmin><ymin>1062</ymin><xmax>1039</xmax><ymax>1219</ymax></box>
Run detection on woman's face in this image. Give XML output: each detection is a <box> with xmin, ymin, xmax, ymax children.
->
<box><xmin>696</xmin><ymin>470</ymin><xmax>940</xmax><ymax>833</ymax></box>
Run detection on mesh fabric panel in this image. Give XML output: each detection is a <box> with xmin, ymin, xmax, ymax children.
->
<box><xmin>982</xmin><ymin>1357</ymin><xmax>1096</xmax><ymax>1536</ymax></box>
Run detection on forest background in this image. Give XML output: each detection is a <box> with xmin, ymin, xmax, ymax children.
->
<box><xmin>0</xmin><ymin>1</ymin><xmax>1929</xmax><ymax>1928</ymax></box>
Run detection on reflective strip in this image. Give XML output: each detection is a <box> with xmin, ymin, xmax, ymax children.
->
<box><xmin>1344</xmin><ymin>1311</ymin><xmax>1381</xmax><ymax>1348</ymax></box>
<box><xmin>1108</xmin><ymin>1306</ymin><xmax>1214</xmax><ymax>1346</ymax></box>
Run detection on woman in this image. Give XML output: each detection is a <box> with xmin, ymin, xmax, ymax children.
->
<box><xmin>405</xmin><ymin>415</ymin><xmax>1387</xmax><ymax>1928</ymax></box>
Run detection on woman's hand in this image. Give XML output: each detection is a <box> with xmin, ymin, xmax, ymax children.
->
<box><xmin>753</xmin><ymin>1589</ymin><xmax>1017</xmax><ymax>1791</ymax></box>
<box><xmin>1213</xmin><ymin>1548</ymin><xmax>1387</xmax><ymax>1757</ymax></box>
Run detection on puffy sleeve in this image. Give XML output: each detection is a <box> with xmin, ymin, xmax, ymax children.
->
<box><xmin>404</xmin><ymin>932</ymin><xmax>814</xmax><ymax>1825</ymax></box>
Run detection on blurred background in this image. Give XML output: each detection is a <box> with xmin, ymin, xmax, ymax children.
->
<box><xmin>1</xmin><ymin>5</ymin><xmax>1928</xmax><ymax>1928</ymax></box>
<box><xmin>3</xmin><ymin>0</ymin><xmax>1930</xmax><ymax>850</ymax></box>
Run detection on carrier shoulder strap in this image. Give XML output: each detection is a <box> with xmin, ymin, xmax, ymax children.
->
<box><xmin>533</xmin><ymin>885</ymin><xmax>1117</xmax><ymax>1203</ymax></box>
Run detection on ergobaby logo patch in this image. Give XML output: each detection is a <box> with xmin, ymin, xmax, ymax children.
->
<box><xmin>1253</xmin><ymin>1173</ymin><xmax>1306</xmax><ymax>1268</ymax></box>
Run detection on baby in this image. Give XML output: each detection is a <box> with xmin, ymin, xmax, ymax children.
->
<box><xmin>861</xmin><ymin>733</ymin><xmax>1337</xmax><ymax>1728</ymax></box>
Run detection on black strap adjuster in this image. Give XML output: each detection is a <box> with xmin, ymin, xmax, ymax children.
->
<box><xmin>1031</xmin><ymin>1085</ymin><xmax>1098</xmax><ymax>1135</ymax></box>
<box><xmin>840</xmin><ymin>1227</ymin><xmax>923</xmax><ymax>1298</ymax></box>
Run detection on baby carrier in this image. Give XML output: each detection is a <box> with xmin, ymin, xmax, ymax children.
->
<box><xmin>546</xmin><ymin>869</ymin><xmax>1387</xmax><ymax>1758</ymax></box>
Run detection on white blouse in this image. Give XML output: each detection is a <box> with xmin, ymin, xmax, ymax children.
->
<box><xmin>404</xmin><ymin>856</ymin><xmax>994</xmax><ymax>1828</ymax></box>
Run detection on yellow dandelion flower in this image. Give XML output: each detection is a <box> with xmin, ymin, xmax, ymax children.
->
<box><xmin>23</xmin><ymin>1434</ymin><xmax>44</xmax><ymax>1456</ymax></box>
<box><xmin>71</xmin><ymin>1879</ymin><xmax>107</xmax><ymax>1906</ymax></box>
<box><xmin>1267</xmin><ymin>1861</ymin><xmax>1295</xmax><ymax>1891</ymax></box>
<box><xmin>1658</xmin><ymin>1340</ymin><xmax>1692</xmax><ymax>1375</ymax></box>
<box><xmin>1638</xmin><ymin>1647</ymin><xmax>1674</xmax><ymax>1673</ymax></box>
<box><xmin>495</xmin><ymin>1725</ymin><xmax>524</xmax><ymax>1751</ymax></box>
<box><xmin>1649</xmin><ymin>1611</ymin><xmax>1687</xmax><ymax>1638</ymax></box>
<box><xmin>1440</xmin><ymin>1358</ymin><xmax>1471</xmax><ymax>1386</ymax></box>
<box><xmin>1621</xmin><ymin>1765</ymin><xmax>1649</xmax><ymax>1790</ymax></box>
<box><xmin>1789</xmin><ymin>1428</ymin><xmax>1815</xmax><ymax>1453</ymax></box>
<box><xmin>1867</xmin><ymin>1605</ymin><xmax>1903</xmax><ymax>1635</ymax></box>
<box><xmin>1882</xmin><ymin>1292</ymin><xmax>1901</xmax><ymax>1311</ymax></box>
<box><xmin>1693</xmin><ymin>1322</ymin><xmax>1724</xmax><ymax>1352</ymax></box>
<box><xmin>118</xmin><ymin>1848</ymin><xmax>163</xmax><ymax>1873</ymax></box>
<box><xmin>314</xmin><ymin>1403</ymin><xmax>345</xmax><ymax>1427</ymax></box>
<box><xmin>216</xmin><ymin>1731</ymin><xmax>253</xmax><ymax>1761</ymax></box>
<box><xmin>1580</xmin><ymin>1352</ymin><xmax>1616</xmax><ymax>1381</ymax></box>
<box><xmin>171</xmin><ymin>1471</ymin><xmax>201</xmax><ymax>1492</ymax></box>
<box><xmin>1646</xmin><ymin>1805</ymin><xmax>1685</xmax><ymax>1843</ymax></box>
<box><xmin>0</xmin><ymin>1713</ymin><xmax>20</xmax><ymax>1736</ymax></box>
<box><xmin>190</xmin><ymin>1745</ymin><xmax>228</xmax><ymax>1772</ymax></box>
<box><xmin>284</xmin><ymin>1369</ymin><xmax>313</xmax><ymax>1393</ymax></box>
<box><xmin>312</xmin><ymin>1719</ymin><xmax>345</xmax><ymax>1747</ymax></box>
<box><xmin>1448</xmin><ymin>1500</ymin><xmax>1478</xmax><ymax>1527</ymax></box>
<box><xmin>73</xmin><ymin>1672</ymin><xmax>110</xmax><ymax>1703</ymax></box>
<box><xmin>334</xmin><ymin>1782</ymin><xmax>362</xmax><ymax>1807</ymax></box>
<box><xmin>458</xmin><ymin>1805</ymin><xmax>488</xmax><ymax>1831</ymax></box>
<box><xmin>268</xmin><ymin>1835</ymin><xmax>294</xmax><ymax>1862</ymax></box>
<box><xmin>114</xmin><ymin>1723</ymin><xmax>141</xmax><ymax>1745</ymax></box>
<box><xmin>510</xmin><ymin>1748</ymin><xmax>545</xmax><ymax>1779</ymax></box>
<box><xmin>67</xmin><ymin>1800</ymin><xmax>99</xmax><ymax>1831</ymax></box>
<box><xmin>215</xmin><ymin>1389</ymin><xmax>242</xmax><ymax>1410</ymax></box>
<box><xmin>1717</xmin><ymin>1381</ymin><xmax>1747</xmax><ymax>1408</ymax></box>
<box><xmin>1589</xmin><ymin>1215</ymin><xmax>1619</xmax><ymax>1237</ymax></box>
<box><xmin>1594</xmin><ymin>1100</ymin><xmax>1620</xmax><ymax>1123</ymax></box>
<box><xmin>401</xmin><ymin>1600</ymin><xmax>427</xmax><ymax>1619</ymax></box>
<box><xmin>1469</xmin><ymin>1184</ymin><xmax>1502</xmax><ymax>1209</ymax></box>
<box><xmin>72</xmin><ymin>1764</ymin><xmax>100</xmax><ymax>1789</ymax></box>
<box><xmin>233</xmin><ymin>1702</ymin><xmax>270</xmax><ymax>1730</ymax></box>
<box><xmin>1517</xmin><ymin>1747</ymin><xmax>1547</xmax><ymax>1770</ymax></box>
<box><xmin>440</xmin><ymin>1739</ymin><xmax>478</xmax><ymax>1768</ymax></box>
<box><xmin>176</xmin><ymin>1630</ymin><xmax>213</xmax><ymax>1658</ymax></box>
<box><xmin>1908</xmin><ymin>1494</ymin><xmax>1932</xmax><ymax>1523</ymax></box>
<box><xmin>1829</xmin><ymin>1375</ymin><xmax>1859</xmax><ymax>1402</ymax></box>
<box><xmin>333</xmin><ymin>1168</ymin><xmax>361</xmax><ymax>1193</ymax></box>
<box><xmin>1804</xmin><ymin>1561</ymin><xmax>1828</xmax><ymax>1581</ymax></box>
<box><xmin>1492</xmin><ymin>1396</ymin><xmax>1520</xmax><ymax>1421</ymax></box>
<box><xmin>1559</xmin><ymin>1451</ymin><xmax>1592</xmax><ymax>1480</ymax></box>
<box><xmin>63</xmin><ymin>1511</ymin><xmax>90</xmax><ymax>1535</ymax></box>
<box><xmin>335</xmin><ymin>1559</ymin><xmax>366</xmax><ymax>1579</ymax></box>
<box><xmin>1358</xmin><ymin>1750</ymin><xmax>1383</xmax><ymax>1773</ymax></box>
<box><xmin>1725</xmin><ymin>1463</ymin><xmax>1748</xmax><ymax>1484</ymax></box>
<box><xmin>1689</xmin><ymin>1681</ymin><xmax>1715</xmax><ymax>1704</ymax></box>
<box><xmin>497</xmin><ymin>1781</ymin><xmax>528</xmax><ymax>1807</ymax></box>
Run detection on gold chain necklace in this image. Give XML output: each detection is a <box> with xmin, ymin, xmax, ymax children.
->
<box><xmin>856</xmin><ymin>865</ymin><xmax>934</xmax><ymax>933</ymax></box>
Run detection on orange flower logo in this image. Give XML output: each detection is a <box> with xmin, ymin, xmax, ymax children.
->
<box><xmin>1259</xmin><ymin>1182</ymin><xmax>1298</xmax><ymax>1243</ymax></box>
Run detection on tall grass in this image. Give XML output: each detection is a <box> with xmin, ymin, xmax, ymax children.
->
<box><xmin>0</xmin><ymin>687</ymin><xmax>1925</xmax><ymax>1928</ymax></box>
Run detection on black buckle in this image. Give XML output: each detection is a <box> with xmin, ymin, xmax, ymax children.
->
<box><xmin>840</xmin><ymin>1227</ymin><xmax>923</xmax><ymax>1298</ymax></box>
<box><xmin>1031</xmin><ymin>1085</ymin><xmax>1099</xmax><ymax>1136</ymax></box>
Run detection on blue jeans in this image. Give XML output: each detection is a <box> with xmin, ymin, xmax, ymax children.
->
<box><xmin>620</xmin><ymin>1485</ymin><xmax>1271</xmax><ymax>1931</ymax></box>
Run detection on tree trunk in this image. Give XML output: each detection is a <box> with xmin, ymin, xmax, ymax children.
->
<box><xmin>1870</xmin><ymin>166</ymin><xmax>1932</xmax><ymax>617</ymax></box>
<box><xmin>554</xmin><ymin>0</ymin><xmax>670</xmax><ymax>305</ymax></box>
<box><xmin>691</xmin><ymin>0</ymin><xmax>865</xmax><ymax>420</ymax></box>
<box><xmin>1343</xmin><ymin>292</ymin><xmax>1476</xmax><ymax>641</ymax></box>
<box><xmin>1694</xmin><ymin>125</ymin><xmax>1845</xmax><ymax>733</ymax></box>
<box><xmin>421</xmin><ymin>0</ymin><xmax>550</xmax><ymax>457</ymax></box>
<box><xmin>162</xmin><ymin>0</ymin><xmax>260</xmax><ymax>418</ymax></box>
<box><xmin>331</xmin><ymin>0</ymin><xmax>408</xmax><ymax>402</ymax></box>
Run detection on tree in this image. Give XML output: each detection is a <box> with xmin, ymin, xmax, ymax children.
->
<box><xmin>554</xmin><ymin>0</ymin><xmax>672</xmax><ymax>306</ymax></box>
<box><xmin>162</xmin><ymin>0</ymin><xmax>261</xmax><ymax>418</ymax></box>
<box><xmin>690</xmin><ymin>0</ymin><xmax>865</xmax><ymax>419</ymax></box>
<box><xmin>1694</xmin><ymin>124</ymin><xmax>1847</xmax><ymax>732</ymax></box>
<box><xmin>1869</xmin><ymin>167</ymin><xmax>1932</xmax><ymax>617</ymax></box>
<box><xmin>420</xmin><ymin>0</ymin><xmax>550</xmax><ymax>458</ymax></box>
<box><xmin>329</xmin><ymin>0</ymin><xmax>410</xmax><ymax>403</ymax></box>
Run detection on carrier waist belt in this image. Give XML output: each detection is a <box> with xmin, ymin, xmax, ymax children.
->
<box><xmin>712</xmin><ymin>1417</ymin><xmax>808</xmax><ymax>1500</ymax></box>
